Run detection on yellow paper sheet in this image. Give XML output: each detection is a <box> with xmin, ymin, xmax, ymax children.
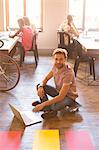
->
<box><xmin>33</xmin><ymin>130</ymin><xmax>60</xmax><ymax>150</ymax></box>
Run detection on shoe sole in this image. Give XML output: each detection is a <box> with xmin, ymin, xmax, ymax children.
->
<box><xmin>69</xmin><ymin>108</ymin><xmax>79</xmax><ymax>113</ymax></box>
<box><xmin>32</xmin><ymin>101</ymin><xmax>41</xmax><ymax>106</ymax></box>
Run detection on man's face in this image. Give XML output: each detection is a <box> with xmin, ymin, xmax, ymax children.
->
<box><xmin>53</xmin><ymin>53</ymin><xmax>66</xmax><ymax>69</ymax></box>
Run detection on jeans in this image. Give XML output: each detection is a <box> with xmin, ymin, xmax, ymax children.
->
<box><xmin>37</xmin><ymin>84</ymin><xmax>80</xmax><ymax>111</ymax></box>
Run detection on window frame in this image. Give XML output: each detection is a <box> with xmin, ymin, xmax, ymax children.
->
<box><xmin>69</xmin><ymin>0</ymin><xmax>99</xmax><ymax>31</ymax></box>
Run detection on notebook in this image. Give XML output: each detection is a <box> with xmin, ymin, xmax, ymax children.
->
<box><xmin>9</xmin><ymin>104</ymin><xmax>43</xmax><ymax>127</ymax></box>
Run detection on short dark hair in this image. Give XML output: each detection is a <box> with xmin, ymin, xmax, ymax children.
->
<box><xmin>52</xmin><ymin>48</ymin><xmax>68</xmax><ymax>58</ymax></box>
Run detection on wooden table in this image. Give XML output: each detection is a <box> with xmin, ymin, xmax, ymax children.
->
<box><xmin>77</xmin><ymin>35</ymin><xmax>99</xmax><ymax>59</ymax></box>
<box><xmin>0</xmin><ymin>31</ymin><xmax>19</xmax><ymax>56</ymax></box>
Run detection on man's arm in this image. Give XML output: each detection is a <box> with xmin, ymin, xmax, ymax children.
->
<box><xmin>39</xmin><ymin>70</ymin><xmax>53</xmax><ymax>86</ymax></box>
<box><xmin>9</xmin><ymin>29</ymin><xmax>21</xmax><ymax>38</ymax></box>
<box><xmin>37</xmin><ymin>70</ymin><xmax>53</xmax><ymax>99</ymax></box>
<box><xmin>70</xmin><ymin>23</ymin><xmax>79</xmax><ymax>37</ymax></box>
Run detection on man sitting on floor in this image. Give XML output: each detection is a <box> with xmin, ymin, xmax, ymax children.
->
<box><xmin>32</xmin><ymin>48</ymin><xmax>81</xmax><ymax>119</ymax></box>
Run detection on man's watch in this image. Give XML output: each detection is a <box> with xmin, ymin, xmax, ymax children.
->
<box><xmin>38</xmin><ymin>85</ymin><xmax>43</xmax><ymax>88</ymax></box>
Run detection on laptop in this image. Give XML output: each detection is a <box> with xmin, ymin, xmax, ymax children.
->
<box><xmin>9</xmin><ymin>104</ymin><xmax>43</xmax><ymax>127</ymax></box>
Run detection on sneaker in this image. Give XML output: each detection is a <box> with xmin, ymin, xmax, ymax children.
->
<box><xmin>32</xmin><ymin>101</ymin><xmax>41</xmax><ymax>106</ymax></box>
<box><xmin>41</xmin><ymin>111</ymin><xmax>57</xmax><ymax>119</ymax></box>
<box><xmin>65</xmin><ymin>106</ymin><xmax>70</xmax><ymax>111</ymax></box>
<box><xmin>68</xmin><ymin>105</ymin><xmax>79</xmax><ymax>113</ymax></box>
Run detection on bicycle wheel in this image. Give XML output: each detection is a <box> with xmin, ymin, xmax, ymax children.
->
<box><xmin>0</xmin><ymin>55</ymin><xmax>20</xmax><ymax>91</ymax></box>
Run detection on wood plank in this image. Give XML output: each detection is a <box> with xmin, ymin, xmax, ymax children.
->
<box><xmin>33</xmin><ymin>130</ymin><xmax>60</xmax><ymax>150</ymax></box>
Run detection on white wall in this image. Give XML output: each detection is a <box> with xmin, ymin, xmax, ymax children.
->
<box><xmin>38</xmin><ymin>0</ymin><xmax>68</xmax><ymax>55</ymax></box>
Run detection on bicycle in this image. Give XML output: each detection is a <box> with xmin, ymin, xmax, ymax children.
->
<box><xmin>0</xmin><ymin>40</ymin><xmax>20</xmax><ymax>91</ymax></box>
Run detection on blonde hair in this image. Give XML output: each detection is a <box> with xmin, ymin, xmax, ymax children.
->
<box><xmin>52</xmin><ymin>48</ymin><xmax>68</xmax><ymax>58</ymax></box>
<box><xmin>23</xmin><ymin>16</ymin><xmax>30</xmax><ymax>26</ymax></box>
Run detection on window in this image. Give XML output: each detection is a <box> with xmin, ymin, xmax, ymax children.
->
<box><xmin>9</xmin><ymin>0</ymin><xmax>24</xmax><ymax>28</ymax></box>
<box><xmin>26</xmin><ymin>0</ymin><xmax>42</xmax><ymax>29</ymax></box>
<box><xmin>69</xmin><ymin>0</ymin><xmax>99</xmax><ymax>31</ymax></box>
<box><xmin>5</xmin><ymin>0</ymin><xmax>42</xmax><ymax>29</ymax></box>
<box><xmin>69</xmin><ymin>0</ymin><xmax>83</xmax><ymax>29</ymax></box>
<box><xmin>85</xmin><ymin>0</ymin><xmax>99</xmax><ymax>30</ymax></box>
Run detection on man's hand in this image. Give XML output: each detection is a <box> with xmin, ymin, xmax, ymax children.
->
<box><xmin>33</xmin><ymin>103</ymin><xmax>45</xmax><ymax>112</ymax></box>
<box><xmin>9</xmin><ymin>34</ymin><xmax>14</xmax><ymax>38</ymax></box>
<box><xmin>37</xmin><ymin>87</ymin><xmax>45</xmax><ymax>98</ymax></box>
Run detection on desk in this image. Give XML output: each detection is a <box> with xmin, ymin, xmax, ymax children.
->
<box><xmin>76</xmin><ymin>35</ymin><xmax>99</xmax><ymax>85</ymax></box>
<box><xmin>0</xmin><ymin>32</ymin><xmax>19</xmax><ymax>56</ymax></box>
<box><xmin>77</xmin><ymin>36</ymin><xmax>99</xmax><ymax>59</ymax></box>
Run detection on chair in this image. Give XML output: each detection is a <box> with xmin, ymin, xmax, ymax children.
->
<box><xmin>20</xmin><ymin>33</ymin><xmax>39</xmax><ymax>67</ymax></box>
<box><xmin>73</xmin><ymin>40</ymin><xmax>95</xmax><ymax>81</ymax></box>
<box><xmin>57</xmin><ymin>31</ymin><xmax>70</xmax><ymax>47</ymax></box>
<box><xmin>57</xmin><ymin>31</ymin><xmax>72</xmax><ymax>57</ymax></box>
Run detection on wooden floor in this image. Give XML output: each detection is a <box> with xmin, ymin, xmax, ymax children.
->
<box><xmin>0</xmin><ymin>55</ymin><xmax>99</xmax><ymax>150</ymax></box>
